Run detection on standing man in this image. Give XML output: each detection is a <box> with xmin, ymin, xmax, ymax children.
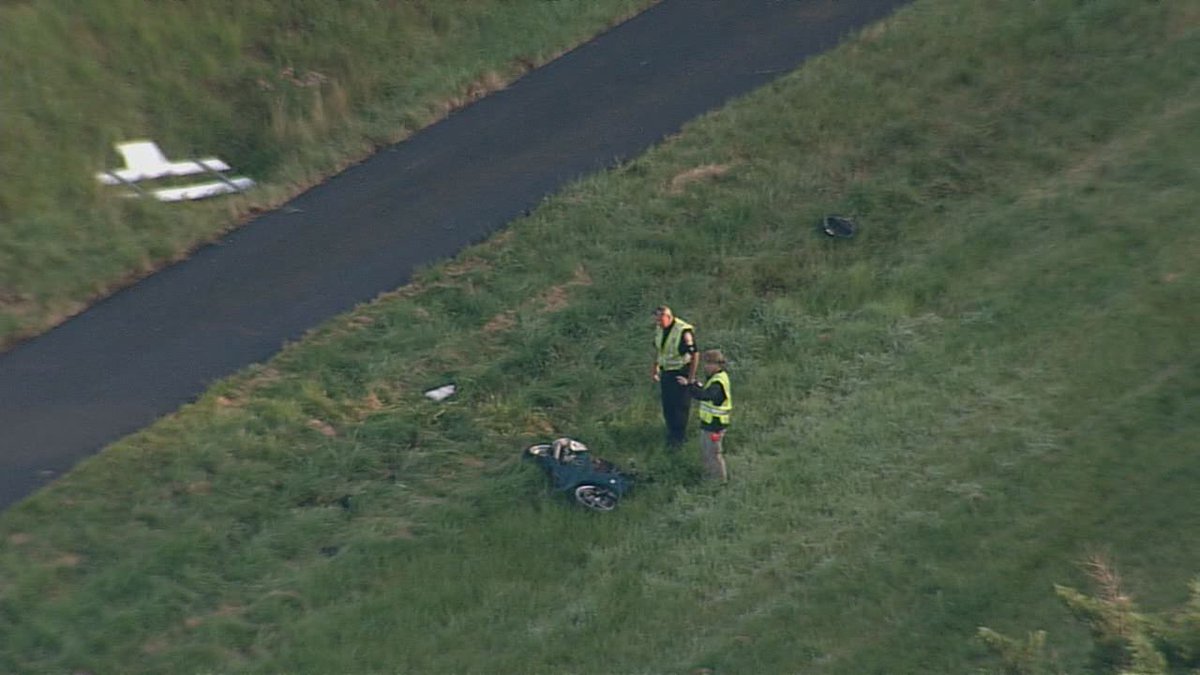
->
<box><xmin>651</xmin><ymin>305</ymin><xmax>698</xmax><ymax>448</ymax></box>
<box><xmin>677</xmin><ymin>349</ymin><xmax>732</xmax><ymax>482</ymax></box>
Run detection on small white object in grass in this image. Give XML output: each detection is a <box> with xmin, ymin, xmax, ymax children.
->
<box><xmin>424</xmin><ymin>384</ymin><xmax>456</xmax><ymax>401</ymax></box>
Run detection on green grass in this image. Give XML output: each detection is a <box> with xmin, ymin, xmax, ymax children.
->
<box><xmin>2</xmin><ymin>0</ymin><xmax>1198</xmax><ymax>672</ymax></box>
<box><xmin>0</xmin><ymin>0</ymin><xmax>653</xmax><ymax>348</ymax></box>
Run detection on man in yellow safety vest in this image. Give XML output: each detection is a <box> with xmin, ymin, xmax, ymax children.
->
<box><xmin>651</xmin><ymin>305</ymin><xmax>698</xmax><ymax>448</ymax></box>
<box><xmin>677</xmin><ymin>349</ymin><xmax>732</xmax><ymax>482</ymax></box>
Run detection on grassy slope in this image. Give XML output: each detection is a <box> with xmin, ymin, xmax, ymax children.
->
<box><xmin>1</xmin><ymin>0</ymin><xmax>1198</xmax><ymax>672</ymax></box>
<box><xmin>0</xmin><ymin>0</ymin><xmax>651</xmax><ymax>347</ymax></box>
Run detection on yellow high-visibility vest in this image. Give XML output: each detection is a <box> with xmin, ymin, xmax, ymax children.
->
<box><xmin>654</xmin><ymin>318</ymin><xmax>694</xmax><ymax>372</ymax></box>
<box><xmin>698</xmin><ymin>371</ymin><xmax>732</xmax><ymax>426</ymax></box>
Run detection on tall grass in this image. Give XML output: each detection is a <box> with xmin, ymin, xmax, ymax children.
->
<box><xmin>0</xmin><ymin>0</ymin><xmax>652</xmax><ymax>347</ymax></box>
<box><xmin>0</xmin><ymin>0</ymin><xmax>1197</xmax><ymax>672</ymax></box>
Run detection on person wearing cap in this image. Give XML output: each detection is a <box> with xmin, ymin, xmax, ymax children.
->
<box><xmin>676</xmin><ymin>349</ymin><xmax>732</xmax><ymax>482</ymax></box>
<box><xmin>651</xmin><ymin>305</ymin><xmax>698</xmax><ymax>448</ymax></box>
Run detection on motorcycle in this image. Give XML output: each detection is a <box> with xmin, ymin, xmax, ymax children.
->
<box><xmin>523</xmin><ymin>437</ymin><xmax>634</xmax><ymax>512</ymax></box>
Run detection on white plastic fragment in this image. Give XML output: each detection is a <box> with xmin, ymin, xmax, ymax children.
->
<box><xmin>152</xmin><ymin>177</ymin><xmax>256</xmax><ymax>202</ymax></box>
<box><xmin>423</xmin><ymin>384</ymin><xmax>457</xmax><ymax>402</ymax></box>
<box><xmin>95</xmin><ymin>140</ymin><xmax>254</xmax><ymax>201</ymax></box>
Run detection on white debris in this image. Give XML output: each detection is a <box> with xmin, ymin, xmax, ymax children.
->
<box><xmin>96</xmin><ymin>140</ymin><xmax>254</xmax><ymax>202</ymax></box>
<box><xmin>423</xmin><ymin>384</ymin><xmax>457</xmax><ymax>402</ymax></box>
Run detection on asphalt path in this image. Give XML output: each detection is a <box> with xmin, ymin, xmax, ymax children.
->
<box><xmin>0</xmin><ymin>0</ymin><xmax>909</xmax><ymax>510</ymax></box>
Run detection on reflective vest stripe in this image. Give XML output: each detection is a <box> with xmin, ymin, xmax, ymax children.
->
<box><xmin>698</xmin><ymin>371</ymin><xmax>732</xmax><ymax>426</ymax></box>
<box><xmin>654</xmin><ymin>319</ymin><xmax>694</xmax><ymax>371</ymax></box>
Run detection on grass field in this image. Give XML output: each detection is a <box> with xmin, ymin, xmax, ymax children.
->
<box><xmin>1</xmin><ymin>0</ymin><xmax>1198</xmax><ymax>672</ymax></box>
<box><xmin>0</xmin><ymin>0</ymin><xmax>652</xmax><ymax>348</ymax></box>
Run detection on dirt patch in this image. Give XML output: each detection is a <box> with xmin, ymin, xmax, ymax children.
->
<box><xmin>524</xmin><ymin>412</ymin><xmax>557</xmax><ymax>435</ymax></box>
<box><xmin>478</xmin><ymin>228</ymin><xmax>515</xmax><ymax>252</ymax></box>
<box><xmin>351</xmin><ymin>385</ymin><xmax>404</xmax><ymax>419</ymax></box>
<box><xmin>185</xmin><ymin>481</ymin><xmax>212</xmax><ymax>496</ymax></box>
<box><xmin>7</xmin><ymin>532</ymin><xmax>32</xmax><ymax>546</ymax></box>
<box><xmin>0</xmin><ymin>289</ymin><xmax>36</xmax><ymax>315</ymax></box>
<box><xmin>539</xmin><ymin>285</ymin><xmax>572</xmax><ymax>313</ymax></box>
<box><xmin>666</xmin><ymin>163</ymin><xmax>734</xmax><ymax>194</ymax></box>
<box><xmin>53</xmin><ymin>553</ymin><xmax>84</xmax><ymax>568</ymax></box>
<box><xmin>483</xmin><ymin>311</ymin><xmax>516</xmax><ymax>334</ymax></box>
<box><xmin>210</xmin><ymin>368</ymin><xmax>281</xmax><ymax>410</ymax></box>
<box><xmin>358</xmin><ymin>515</ymin><xmax>417</xmax><ymax>540</ymax></box>
<box><xmin>361</xmin><ymin>391</ymin><xmax>385</xmax><ymax>412</ymax></box>
<box><xmin>537</xmin><ymin>265</ymin><xmax>592</xmax><ymax>312</ymax></box>
<box><xmin>142</xmin><ymin>640</ymin><xmax>168</xmax><ymax>655</ymax></box>
<box><xmin>459</xmin><ymin>456</ymin><xmax>487</xmax><ymax>469</ymax></box>
<box><xmin>244</xmin><ymin>367</ymin><xmax>284</xmax><ymax>391</ymax></box>
<box><xmin>442</xmin><ymin>255</ymin><xmax>492</xmax><ymax>279</ymax></box>
<box><xmin>279</xmin><ymin>66</ymin><xmax>328</xmax><ymax>88</ymax></box>
<box><xmin>307</xmin><ymin>419</ymin><xmax>338</xmax><ymax>437</ymax></box>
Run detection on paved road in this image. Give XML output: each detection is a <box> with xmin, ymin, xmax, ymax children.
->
<box><xmin>0</xmin><ymin>0</ymin><xmax>909</xmax><ymax>510</ymax></box>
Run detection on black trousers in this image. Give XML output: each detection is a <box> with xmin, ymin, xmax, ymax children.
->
<box><xmin>659</xmin><ymin>369</ymin><xmax>691</xmax><ymax>446</ymax></box>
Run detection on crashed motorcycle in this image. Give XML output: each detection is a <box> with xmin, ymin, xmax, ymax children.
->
<box><xmin>523</xmin><ymin>437</ymin><xmax>634</xmax><ymax>512</ymax></box>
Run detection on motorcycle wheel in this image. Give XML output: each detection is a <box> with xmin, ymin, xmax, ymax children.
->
<box><xmin>573</xmin><ymin>484</ymin><xmax>619</xmax><ymax>512</ymax></box>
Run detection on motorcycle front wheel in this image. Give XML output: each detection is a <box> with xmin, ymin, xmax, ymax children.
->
<box><xmin>573</xmin><ymin>484</ymin><xmax>619</xmax><ymax>512</ymax></box>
